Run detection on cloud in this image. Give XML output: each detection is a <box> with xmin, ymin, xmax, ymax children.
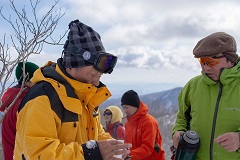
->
<box><xmin>112</xmin><ymin>45</ymin><xmax>199</xmax><ymax>71</ymax></box>
<box><xmin>1</xmin><ymin>0</ymin><xmax>240</xmax><ymax>88</ymax></box>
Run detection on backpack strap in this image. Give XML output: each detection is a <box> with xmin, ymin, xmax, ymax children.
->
<box><xmin>154</xmin><ymin>129</ymin><xmax>160</xmax><ymax>153</ymax></box>
<box><xmin>113</xmin><ymin>123</ymin><xmax>121</xmax><ymax>139</ymax></box>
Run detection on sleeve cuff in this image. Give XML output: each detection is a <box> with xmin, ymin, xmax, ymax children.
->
<box><xmin>82</xmin><ymin>140</ymin><xmax>103</xmax><ymax>160</ymax></box>
<box><xmin>235</xmin><ymin>131</ymin><xmax>240</xmax><ymax>152</ymax></box>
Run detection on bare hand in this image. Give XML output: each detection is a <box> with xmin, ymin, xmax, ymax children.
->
<box><xmin>172</xmin><ymin>131</ymin><xmax>185</xmax><ymax>148</ymax></box>
<box><xmin>214</xmin><ymin>132</ymin><xmax>240</xmax><ymax>152</ymax></box>
<box><xmin>98</xmin><ymin>139</ymin><xmax>132</xmax><ymax>160</ymax></box>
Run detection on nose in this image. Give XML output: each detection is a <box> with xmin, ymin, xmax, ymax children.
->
<box><xmin>202</xmin><ymin>63</ymin><xmax>211</xmax><ymax>70</ymax></box>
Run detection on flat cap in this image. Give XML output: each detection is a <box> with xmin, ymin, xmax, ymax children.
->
<box><xmin>193</xmin><ymin>32</ymin><xmax>238</xmax><ymax>63</ymax></box>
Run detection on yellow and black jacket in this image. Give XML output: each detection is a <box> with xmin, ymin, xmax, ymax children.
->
<box><xmin>14</xmin><ymin>59</ymin><xmax>112</xmax><ymax>160</ymax></box>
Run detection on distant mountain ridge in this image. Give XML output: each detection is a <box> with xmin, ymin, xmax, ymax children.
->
<box><xmin>100</xmin><ymin>87</ymin><xmax>182</xmax><ymax>118</ymax></box>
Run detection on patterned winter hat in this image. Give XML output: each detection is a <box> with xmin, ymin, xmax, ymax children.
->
<box><xmin>193</xmin><ymin>32</ymin><xmax>238</xmax><ymax>63</ymax></box>
<box><xmin>15</xmin><ymin>62</ymin><xmax>39</xmax><ymax>84</ymax></box>
<box><xmin>62</xmin><ymin>19</ymin><xmax>107</xmax><ymax>68</ymax></box>
<box><xmin>121</xmin><ymin>90</ymin><xmax>140</xmax><ymax>108</ymax></box>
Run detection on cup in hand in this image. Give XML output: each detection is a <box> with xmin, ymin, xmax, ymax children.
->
<box><xmin>113</xmin><ymin>140</ymin><xmax>125</xmax><ymax>158</ymax></box>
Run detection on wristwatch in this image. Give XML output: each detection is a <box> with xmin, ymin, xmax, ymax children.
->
<box><xmin>86</xmin><ymin>140</ymin><xmax>98</xmax><ymax>149</ymax></box>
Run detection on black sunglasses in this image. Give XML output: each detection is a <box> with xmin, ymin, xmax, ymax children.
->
<box><xmin>103</xmin><ymin>111</ymin><xmax>112</xmax><ymax>116</ymax></box>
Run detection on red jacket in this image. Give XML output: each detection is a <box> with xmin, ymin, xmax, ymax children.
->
<box><xmin>0</xmin><ymin>85</ymin><xmax>29</xmax><ymax>160</ymax></box>
<box><xmin>125</xmin><ymin>101</ymin><xmax>165</xmax><ymax>160</ymax></box>
<box><xmin>105</xmin><ymin>122</ymin><xmax>125</xmax><ymax>140</ymax></box>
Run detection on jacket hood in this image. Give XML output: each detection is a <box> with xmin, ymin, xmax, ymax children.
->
<box><xmin>104</xmin><ymin>106</ymin><xmax>123</xmax><ymax>124</ymax></box>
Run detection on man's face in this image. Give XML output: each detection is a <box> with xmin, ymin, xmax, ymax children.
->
<box><xmin>122</xmin><ymin>105</ymin><xmax>138</xmax><ymax>117</ymax></box>
<box><xmin>198</xmin><ymin>54</ymin><xmax>234</xmax><ymax>81</ymax></box>
<box><xmin>67</xmin><ymin>66</ymin><xmax>103</xmax><ymax>86</ymax></box>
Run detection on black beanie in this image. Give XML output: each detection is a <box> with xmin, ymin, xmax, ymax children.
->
<box><xmin>121</xmin><ymin>90</ymin><xmax>140</xmax><ymax>108</ymax></box>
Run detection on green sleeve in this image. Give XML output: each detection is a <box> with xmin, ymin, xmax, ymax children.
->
<box><xmin>172</xmin><ymin>83</ymin><xmax>191</xmax><ymax>137</ymax></box>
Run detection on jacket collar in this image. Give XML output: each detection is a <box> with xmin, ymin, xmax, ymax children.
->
<box><xmin>127</xmin><ymin>101</ymin><xmax>148</xmax><ymax>123</ymax></box>
<box><xmin>203</xmin><ymin>61</ymin><xmax>240</xmax><ymax>86</ymax></box>
<box><xmin>31</xmin><ymin>60</ymin><xmax>111</xmax><ymax>114</ymax></box>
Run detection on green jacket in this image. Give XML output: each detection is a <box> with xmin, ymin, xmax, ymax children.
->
<box><xmin>172</xmin><ymin>61</ymin><xmax>240</xmax><ymax>160</ymax></box>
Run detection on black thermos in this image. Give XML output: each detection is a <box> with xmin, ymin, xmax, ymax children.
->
<box><xmin>174</xmin><ymin>130</ymin><xmax>200</xmax><ymax>160</ymax></box>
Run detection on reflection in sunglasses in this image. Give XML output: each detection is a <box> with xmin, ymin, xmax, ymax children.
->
<box><xmin>95</xmin><ymin>54</ymin><xmax>117</xmax><ymax>74</ymax></box>
<box><xmin>198</xmin><ymin>56</ymin><xmax>225</xmax><ymax>67</ymax></box>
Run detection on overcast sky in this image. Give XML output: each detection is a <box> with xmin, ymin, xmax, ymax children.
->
<box><xmin>1</xmin><ymin>0</ymin><xmax>240</xmax><ymax>94</ymax></box>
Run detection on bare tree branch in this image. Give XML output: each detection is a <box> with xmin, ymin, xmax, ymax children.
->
<box><xmin>0</xmin><ymin>0</ymin><xmax>67</xmax><ymax>123</ymax></box>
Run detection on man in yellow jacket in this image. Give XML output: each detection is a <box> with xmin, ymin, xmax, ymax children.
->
<box><xmin>14</xmin><ymin>20</ymin><xmax>131</xmax><ymax>160</ymax></box>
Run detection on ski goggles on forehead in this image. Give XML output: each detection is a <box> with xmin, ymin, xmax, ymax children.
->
<box><xmin>64</xmin><ymin>42</ymin><xmax>117</xmax><ymax>74</ymax></box>
<box><xmin>198</xmin><ymin>55</ymin><xmax>225</xmax><ymax>67</ymax></box>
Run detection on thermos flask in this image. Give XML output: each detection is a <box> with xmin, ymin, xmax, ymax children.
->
<box><xmin>174</xmin><ymin>130</ymin><xmax>200</xmax><ymax>160</ymax></box>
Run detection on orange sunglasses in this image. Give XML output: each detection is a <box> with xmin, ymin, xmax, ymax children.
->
<box><xmin>198</xmin><ymin>55</ymin><xmax>225</xmax><ymax>67</ymax></box>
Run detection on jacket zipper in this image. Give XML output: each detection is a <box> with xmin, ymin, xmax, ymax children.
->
<box><xmin>209</xmin><ymin>82</ymin><xmax>223</xmax><ymax>160</ymax></box>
